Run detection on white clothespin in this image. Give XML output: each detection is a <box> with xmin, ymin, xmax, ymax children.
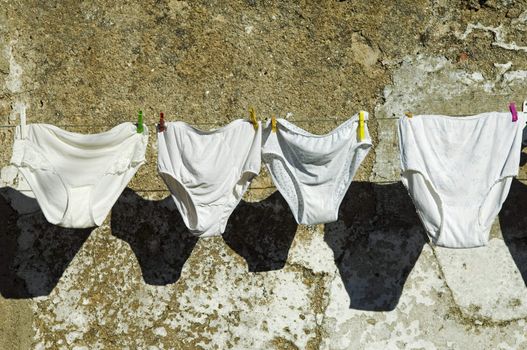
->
<box><xmin>523</xmin><ymin>100</ymin><xmax>527</xmax><ymax>113</ymax></box>
<box><xmin>19</xmin><ymin>103</ymin><xmax>27</xmax><ymax>139</ymax></box>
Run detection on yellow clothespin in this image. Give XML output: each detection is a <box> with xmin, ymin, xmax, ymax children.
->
<box><xmin>249</xmin><ymin>106</ymin><xmax>258</xmax><ymax>130</ymax></box>
<box><xmin>271</xmin><ymin>115</ymin><xmax>277</xmax><ymax>133</ymax></box>
<box><xmin>405</xmin><ymin>112</ymin><xmax>413</xmax><ymax>118</ymax></box>
<box><xmin>358</xmin><ymin>111</ymin><xmax>365</xmax><ymax>141</ymax></box>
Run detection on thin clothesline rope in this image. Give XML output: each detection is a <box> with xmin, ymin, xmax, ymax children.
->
<box><xmin>0</xmin><ymin>119</ymin><xmax>364</xmax><ymax>128</ymax></box>
<box><xmin>2</xmin><ymin>114</ymin><xmax>519</xmax><ymax>129</ymax></box>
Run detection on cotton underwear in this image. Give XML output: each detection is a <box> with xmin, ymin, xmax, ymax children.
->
<box><xmin>398</xmin><ymin>112</ymin><xmax>525</xmax><ymax>248</ymax></box>
<box><xmin>157</xmin><ymin>119</ymin><xmax>262</xmax><ymax>237</ymax></box>
<box><xmin>10</xmin><ymin>122</ymin><xmax>148</xmax><ymax>228</ymax></box>
<box><xmin>261</xmin><ymin>113</ymin><xmax>372</xmax><ymax>225</ymax></box>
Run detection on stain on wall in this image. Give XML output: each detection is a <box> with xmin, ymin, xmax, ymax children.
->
<box><xmin>1</xmin><ymin>1</ymin><xmax>527</xmax><ymax>349</ymax></box>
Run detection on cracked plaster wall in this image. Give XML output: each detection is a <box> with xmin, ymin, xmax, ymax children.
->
<box><xmin>1</xmin><ymin>1</ymin><xmax>527</xmax><ymax>349</ymax></box>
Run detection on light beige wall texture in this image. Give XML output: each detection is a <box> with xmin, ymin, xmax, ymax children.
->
<box><xmin>1</xmin><ymin>1</ymin><xmax>527</xmax><ymax>349</ymax></box>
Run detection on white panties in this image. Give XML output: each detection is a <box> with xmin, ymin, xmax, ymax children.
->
<box><xmin>261</xmin><ymin>113</ymin><xmax>372</xmax><ymax>224</ymax></box>
<box><xmin>10</xmin><ymin>122</ymin><xmax>148</xmax><ymax>228</ymax></box>
<box><xmin>398</xmin><ymin>112</ymin><xmax>525</xmax><ymax>248</ymax></box>
<box><xmin>157</xmin><ymin>119</ymin><xmax>262</xmax><ymax>237</ymax></box>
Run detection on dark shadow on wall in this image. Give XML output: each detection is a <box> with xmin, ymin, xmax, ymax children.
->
<box><xmin>111</xmin><ymin>188</ymin><xmax>198</xmax><ymax>286</ymax></box>
<box><xmin>223</xmin><ymin>191</ymin><xmax>298</xmax><ymax>272</ymax></box>
<box><xmin>500</xmin><ymin>179</ymin><xmax>527</xmax><ymax>286</ymax></box>
<box><xmin>0</xmin><ymin>188</ymin><xmax>92</xmax><ymax>299</ymax></box>
<box><xmin>500</xmin><ymin>143</ymin><xmax>527</xmax><ymax>286</ymax></box>
<box><xmin>324</xmin><ymin>181</ymin><xmax>427</xmax><ymax>311</ymax></box>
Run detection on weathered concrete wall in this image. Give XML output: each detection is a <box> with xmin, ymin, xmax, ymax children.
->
<box><xmin>1</xmin><ymin>1</ymin><xmax>527</xmax><ymax>349</ymax></box>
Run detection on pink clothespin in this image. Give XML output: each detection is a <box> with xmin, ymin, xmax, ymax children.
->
<box><xmin>509</xmin><ymin>102</ymin><xmax>518</xmax><ymax>122</ymax></box>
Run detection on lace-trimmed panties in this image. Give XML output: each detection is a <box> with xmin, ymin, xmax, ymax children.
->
<box><xmin>10</xmin><ymin>122</ymin><xmax>148</xmax><ymax>228</ymax></box>
<box><xmin>261</xmin><ymin>113</ymin><xmax>372</xmax><ymax>224</ymax></box>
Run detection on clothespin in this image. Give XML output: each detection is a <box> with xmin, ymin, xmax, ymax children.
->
<box><xmin>158</xmin><ymin>112</ymin><xmax>166</xmax><ymax>132</ymax></box>
<box><xmin>405</xmin><ymin>112</ymin><xmax>413</xmax><ymax>118</ymax></box>
<box><xmin>137</xmin><ymin>110</ymin><xmax>144</xmax><ymax>133</ymax></box>
<box><xmin>13</xmin><ymin>102</ymin><xmax>27</xmax><ymax>139</ymax></box>
<box><xmin>19</xmin><ymin>104</ymin><xmax>27</xmax><ymax>139</ymax></box>
<box><xmin>509</xmin><ymin>102</ymin><xmax>518</xmax><ymax>122</ymax></box>
<box><xmin>249</xmin><ymin>106</ymin><xmax>258</xmax><ymax>130</ymax></box>
<box><xmin>271</xmin><ymin>115</ymin><xmax>277</xmax><ymax>133</ymax></box>
<box><xmin>523</xmin><ymin>100</ymin><xmax>527</xmax><ymax>113</ymax></box>
<box><xmin>358</xmin><ymin>111</ymin><xmax>366</xmax><ymax>141</ymax></box>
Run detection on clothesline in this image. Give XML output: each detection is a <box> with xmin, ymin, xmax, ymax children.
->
<box><xmin>0</xmin><ymin>120</ymin><xmax>357</xmax><ymax>129</ymax></box>
<box><xmin>0</xmin><ymin>114</ymin><xmax>506</xmax><ymax>129</ymax></box>
<box><xmin>2</xmin><ymin>102</ymin><xmax>524</xmax><ymax>129</ymax></box>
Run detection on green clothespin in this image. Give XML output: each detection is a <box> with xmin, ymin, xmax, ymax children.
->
<box><xmin>137</xmin><ymin>110</ymin><xmax>144</xmax><ymax>133</ymax></box>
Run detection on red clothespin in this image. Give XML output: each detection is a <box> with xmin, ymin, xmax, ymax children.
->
<box><xmin>158</xmin><ymin>112</ymin><xmax>166</xmax><ymax>132</ymax></box>
<box><xmin>509</xmin><ymin>102</ymin><xmax>518</xmax><ymax>122</ymax></box>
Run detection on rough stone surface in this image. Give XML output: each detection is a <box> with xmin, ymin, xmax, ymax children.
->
<box><xmin>1</xmin><ymin>1</ymin><xmax>527</xmax><ymax>349</ymax></box>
